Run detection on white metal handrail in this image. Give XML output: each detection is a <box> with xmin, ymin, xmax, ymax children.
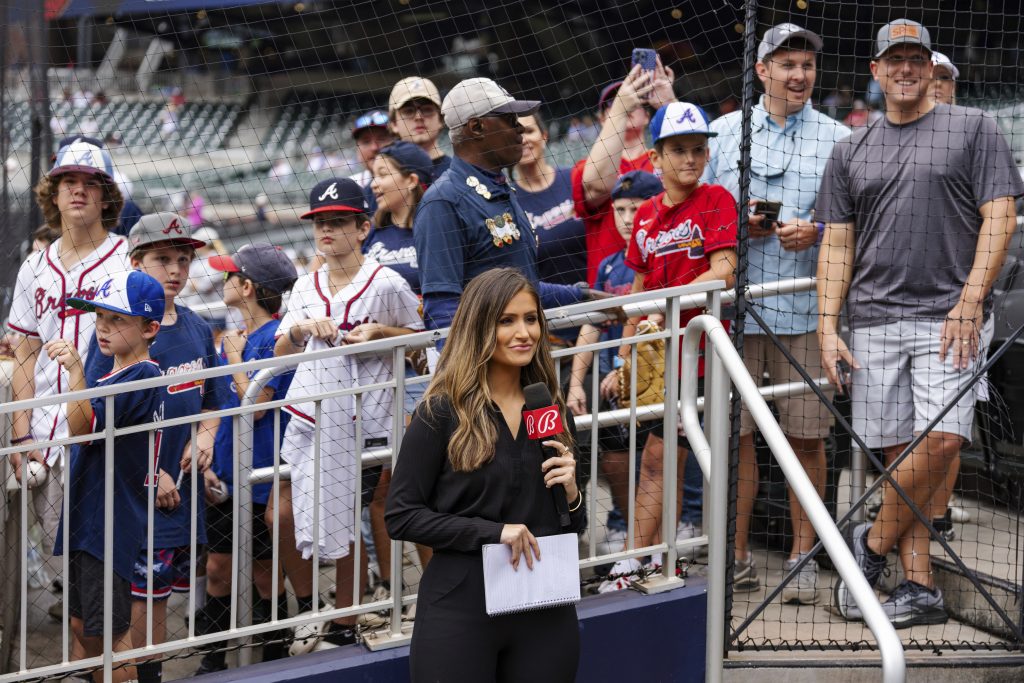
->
<box><xmin>680</xmin><ymin>314</ymin><xmax>907</xmax><ymax>683</ymax></box>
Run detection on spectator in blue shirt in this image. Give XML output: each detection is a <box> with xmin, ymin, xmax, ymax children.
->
<box><xmin>414</xmin><ymin>78</ymin><xmax>594</xmax><ymax>333</ymax></box>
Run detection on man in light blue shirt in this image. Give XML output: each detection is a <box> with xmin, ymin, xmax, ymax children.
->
<box><xmin>704</xmin><ymin>23</ymin><xmax>849</xmax><ymax>602</ymax></box>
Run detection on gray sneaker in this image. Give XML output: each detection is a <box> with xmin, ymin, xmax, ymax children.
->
<box><xmin>833</xmin><ymin>521</ymin><xmax>887</xmax><ymax>620</ymax></box>
<box><xmin>882</xmin><ymin>580</ymin><xmax>948</xmax><ymax>628</ymax></box>
<box><xmin>733</xmin><ymin>557</ymin><xmax>761</xmax><ymax>591</ymax></box>
<box><xmin>781</xmin><ymin>555</ymin><xmax>819</xmax><ymax>605</ymax></box>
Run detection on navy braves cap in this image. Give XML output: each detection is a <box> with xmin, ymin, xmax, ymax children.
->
<box><xmin>597</xmin><ymin>81</ymin><xmax>623</xmax><ymax>112</ymax></box>
<box><xmin>67</xmin><ymin>269</ymin><xmax>165</xmax><ymax>322</ymax></box>
<box><xmin>378</xmin><ymin>141</ymin><xmax>434</xmax><ymax>188</ymax></box>
<box><xmin>50</xmin><ymin>136</ymin><xmax>115</xmax><ymax>180</ymax></box>
<box><xmin>649</xmin><ymin>101</ymin><xmax>716</xmax><ymax>145</ymax></box>
<box><xmin>612</xmin><ymin>170</ymin><xmax>663</xmax><ymax>201</ymax></box>
<box><xmin>352</xmin><ymin>110</ymin><xmax>390</xmax><ymax>138</ymax></box>
<box><xmin>301</xmin><ymin>178</ymin><xmax>368</xmax><ymax>219</ymax></box>
<box><xmin>128</xmin><ymin>212</ymin><xmax>207</xmax><ymax>253</ymax></box>
<box><xmin>209</xmin><ymin>243</ymin><xmax>298</xmax><ymax>294</ymax></box>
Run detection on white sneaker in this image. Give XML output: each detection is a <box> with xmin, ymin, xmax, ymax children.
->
<box><xmin>289</xmin><ymin>619</ymin><xmax>327</xmax><ymax>656</ymax></box>
<box><xmin>676</xmin><ymin>522</ymin><xmax>704</xmax><ymax>560</ymax></box>
<box><xmin>597</xmin><ymin>558</ymin><xmax>641</xmax><ymax>593</ymax></box>
<box><xmin>598</xmin><ymin>528</ymin><xmax>628</xmax><ymax>556</ymax></box>
<box><xmin>948</xmin><ymin>502</ymin><xmax>971</xmax><ymax>523</ymax></box>
<box><xmin>357</xmin><ymin>584</ymin><xmax>390</xmax><ymax>628</ymax></box>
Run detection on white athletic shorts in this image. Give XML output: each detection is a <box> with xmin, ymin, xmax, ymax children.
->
<box><xmin>848</xmin><ymin>317</ymin><xmax>993</xmax><ymax>449</ymax></box>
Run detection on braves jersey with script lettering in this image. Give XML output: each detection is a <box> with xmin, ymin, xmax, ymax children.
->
<box><xmin>6</xmin><ymin>234</ymin><xmax>130</xmax><ymax>465</ymax></box>
<box><xmin>54</xmin><ymin>360</ymin><xmax>164</xmax><ymax>581</ymax></box>
<box><xmin>85</xmin><ymin>306</ymin><xmax>225</xmax><ymax>547</ymax></box>
<box><xmin>277</xmin><ymin>260</ymin><xmax>422</xmax><ymax>559</ymax></box>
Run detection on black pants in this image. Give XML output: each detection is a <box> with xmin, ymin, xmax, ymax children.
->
<box><xmin>410</xmin><ymin>552</ymin><xmax>579</xmax><ymax>682</ymax></box>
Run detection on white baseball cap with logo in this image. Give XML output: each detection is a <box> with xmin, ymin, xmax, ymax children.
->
<box><xmin>50</xmin><ymin>137</ymin><xmax>115</xmax><ymax>180</ymax></box>
<box><xmin>441</xmin><ymin>78</ymin><xmax>540</xmax><ymax>131</ymax></box>
<box><xmin>649</xmin><ymin>101</ymin><xmax>717</xmax><ymax>145</ymax></box>
<box><xmin>388</xmin><ymin>77</ymin><xmax>442</xmax><ymax>114</ymax></box>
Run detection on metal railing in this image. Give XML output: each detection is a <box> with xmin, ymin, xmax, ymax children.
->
<box><xmin>680</xmin><ymin>314</ymin><xmax>906</xmax><ymax>683</ymax></box>
<box><xmin>0</xmin><ymin>277</ymin><xmax>882</xmax><ymax>681</ymax></box>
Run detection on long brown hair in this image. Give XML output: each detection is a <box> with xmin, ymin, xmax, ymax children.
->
<box><xmin>422</xmin><ymin>268</ymin><xmax>574</xmax><ymax>472</ymax></box>
<box><xmin>35</xmin><ymin>173</ymin><xmax>124</xmax><ymax>232</ymax></box>
<box><xmin>372</xmin><ymin>153</ymin><xmax>425</xmax><ymax>229</ymax></box>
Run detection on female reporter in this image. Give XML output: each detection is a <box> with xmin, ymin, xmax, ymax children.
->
<box><xmin>386</xmin><ymin>267</ymin><xmax>585</xmax><ymax>682</ymax></box>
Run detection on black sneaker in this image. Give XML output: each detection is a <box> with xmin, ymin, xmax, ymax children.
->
<box><xmin>322</xmin><ymin>622</ymin><xmax>357</xmax><ymax>647</ymax></box>
<box><xmin>833</xmin><ymin>521</ymin><xmax>887</xmax><ymax>620</ymax></box>
<box><xmin>193</xmin><ymin>652</ymin><xmax>227</xmax><ymax>676</ymax></box>
<box><xmin>882</xmin><ymin>580</ymin><xmax>948</xmax><ymax>628</ymax></box>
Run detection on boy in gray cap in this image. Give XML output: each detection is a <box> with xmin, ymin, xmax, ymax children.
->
<box><xmin>818</xmin><ymin>19</ymin><xmax>1022</xmax><ymax>627</ymax></box>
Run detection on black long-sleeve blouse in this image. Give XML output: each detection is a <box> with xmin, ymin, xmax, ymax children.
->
<box><xmin>385</xmin><ymin>397</ymin><xmax>587</xmax><ymax>553</ymax></box>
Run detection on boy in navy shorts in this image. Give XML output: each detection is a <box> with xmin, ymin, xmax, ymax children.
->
<box><xmin>49</xmin><ymin>269</ymin><xmax>166</xmax><ymax>682</ymax></box>
<box><xmin>86</xmin><ymin>212</ymin><xmax>225</xmax><ymax>683</ymax></box>
<box><xmin>193</xmin><ymin>243</ymin><xmax>298</xmax><ymax>673</ymax></box>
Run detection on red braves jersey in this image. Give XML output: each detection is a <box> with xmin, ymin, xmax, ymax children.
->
<box><xmin>7</xmin><ymin>234</ymin><xmax>130</xmax><ymax>465</ymax></box>
<box><xmin>571</xmin><ymin>152</ymin><xmax>653</xmax><ymax>286</ymax></box>
<box><xmin>625</xmin><ymin>184</ymin><xmax>738</xmax><ymax>292</ymax></box>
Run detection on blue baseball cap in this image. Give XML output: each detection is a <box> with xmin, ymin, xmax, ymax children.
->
<box><xmin>50</xmin><ymin>136</ymin><xmax>115</xmax><ymax>180</ymax></box>
<box><xmin>300</xmin><ymin>178</ymin><xmax>368</xmax><ymax>219</ymax></box>
<box><xmin>377</xmin><ymin>141</ymin><xmax>434</xmax><ymax>188</ymax></box>
<box><xmin>649</xmin><ymin>102</ymin><xmax>716</xmax><ymax>145</ymax></box>
<box><xmin>66</xmin><ymin>269</ymin><xmax>166</xmax><ymax>322</ymax></box>
<box><xmin>352</xmin><ymin>110</ymin><xmax>390</xmax><ymax>138</ymax></box>
<box><xmin>612</xmin><ymin>170</ymin><xmax>663</xmax><ymax>201</ymax></box>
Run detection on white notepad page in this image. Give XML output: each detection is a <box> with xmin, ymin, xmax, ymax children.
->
<box><xmin>481</xmin><ymin>532</ymin><xmax>581</xmax><ymax>616</ymax></box>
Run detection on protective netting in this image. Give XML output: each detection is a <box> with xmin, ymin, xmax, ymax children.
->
<box><xmin>1</xmin><ymin>0</ymin><xmax>1023</xmax><ymax>679</ymax></box>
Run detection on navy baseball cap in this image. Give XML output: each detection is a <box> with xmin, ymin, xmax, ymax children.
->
<box><xmin>353</xmin><ymin>110</ymin><xmax>390</xmax><ymax>138</ymax></box>
<box><xmin>208</xmin><ymin>243</ymin><xmax>298</xmax><ymax>294</ymax></box>
<box><xmin>377</xmin><ymin>141</ymin><xmax>434</xmax><ymax>188</ymax></box>
<box><xmin>300</xmin><ymin>178</ymin><xmax>368</xmax><ymax>219</ymax></box>
<box><xmin>67</xmin><ymin>269</ymin><xmax>165</xmax><ymax>322</ymax></box>
<box><xmin>649</xmin><ymin>102</ymin><xmax>716</xmax><ymax>145</ymax></box>
<box><xmin>612</xmin><ymin>171</ymin><xmax>663</xmax><ymax>201</ymax></box>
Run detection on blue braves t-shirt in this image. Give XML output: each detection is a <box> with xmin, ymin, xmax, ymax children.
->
<box><xmin>86</xmin><ymin>306</ymin><xmax>225</xmax><ymax>548</ymax></box>
<box><xmin>55</xmin><ymin>360</ymin><xmax>164</xmax><ymax>581</ymax></box>
<box><xmin>363</xmin><ymin>225</ymin><xmax>420</xmax><ymax>294</ymax></box>
<box><xmin>594</xmin><ymin>249</ymin><xmax>636</xmax><ymax>378</ymax></box>
<box><xmin>212</xmin><ymin>319</ymin><xmax>294</xmax><ymax>505</ymax></box>
<box><xmin>513</xmin><ymin>168</ymin><xmax>586</xmax><ymax>286</ymax></box>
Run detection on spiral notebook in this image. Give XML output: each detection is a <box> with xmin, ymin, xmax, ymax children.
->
<box><xmin>482</xmin><ymin>532</ymin><xmax>581</xmax><ymax>616</ymax></box>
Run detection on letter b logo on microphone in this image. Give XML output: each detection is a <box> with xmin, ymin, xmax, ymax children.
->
<box><xmin>523</xmin><ymin>406</ymin><xmax>563</xmax><ymax>439</ymax></box>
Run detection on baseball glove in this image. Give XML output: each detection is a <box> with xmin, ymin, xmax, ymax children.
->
<box><xmin>618</xmin><ymin>320</ymin><xmax>666</xmax><ymax>408</ymax></box>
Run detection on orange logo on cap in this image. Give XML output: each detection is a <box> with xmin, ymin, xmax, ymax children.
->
<box><xmin>889</xmin><ymin>24</ymin><xmax>920</xmax><ymax>39</ymax></box>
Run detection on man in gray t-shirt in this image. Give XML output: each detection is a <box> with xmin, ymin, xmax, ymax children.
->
<box><xmin>816</xmin><ymin>19</ymin><xmax>1022</xmax><ymax>628</ymax></box>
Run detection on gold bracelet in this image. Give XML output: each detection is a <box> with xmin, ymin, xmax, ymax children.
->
<box><xmin>568</xmin><ymin>491</ymin><xmax>584</xmax><ymax>512</ymax></box>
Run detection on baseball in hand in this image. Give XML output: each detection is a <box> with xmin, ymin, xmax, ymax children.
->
<box><xmin>25</xmin><ymin>461</ymin><xmax>47</xmax><ymax>489</ymax></box>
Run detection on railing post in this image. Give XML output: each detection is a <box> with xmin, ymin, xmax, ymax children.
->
<box><xmin>705</xmin><ymin>293</ymin><xmax>729</xmax><ymax>683</ymax></box>
<box><xmin>237</xmin><ymin>403</ymin><xmax>255</xmax><ymax>665</ymax></box>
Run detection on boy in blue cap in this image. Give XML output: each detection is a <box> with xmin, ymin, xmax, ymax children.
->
<box><xmin>47</xmin><ymin>269</ymin><xmax>166</xmax><ymax>683</ymax></box>
<box><xmin>193</xmin><ymin>243</ymin><xmax>298</xmax><ymax>673</ymax></box>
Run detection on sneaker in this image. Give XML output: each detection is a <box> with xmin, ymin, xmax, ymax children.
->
<box><xmin>322</xmin><ymin>622</ymin><xmax>357</xmax><ymax>647</ymax></box>
<box><xmin>676</xmin><ymin>522</ymin><xmax>703</xmax><ymax>560</ymax></box>
<box><xmin>597</xmin><ymin>558</ymin><xmax>641</xmax><ymax>593</ymax></box>
<box><xmin>833</xmin><ymin>522</ymin><xmax>887</xmax><ymax>620</ymax></box>
<box><xmin>403</xmin><ymin>602</ymin><xmax>416</xmax><ymax>622</ymax></box>
<box><xmin>733</xmin><ymin>556</ymin><xmax>761</xmax><ymax>591</ymax></box>
<box><xmin>47</xmin><ymin>599</ymin><xmax>64</xmax><ymax>622</ymax></box>
<box><xmin>948</xmin><ymin>502</ymin><xmax>971</xmax><ymax>524</ymax></box>
<box><xmin>881</xmin><ymin>580</ymin><xmax>948</xmax><ymax>628</ymax></box>
<box><xmin>193</xmin><ymin>652</ymin><xmax>227</xmax><ymax>676</ymax></box>
<box><xmin>357</xmin><ymin>584</ymin><xmax>390</xmax><ymax>629</ymax></box>
<box><xmin>288</xmin><ymin>619</ymin><xmax>326</xmax><ymax>656</ymax></box>
<box><xmin>597</xmin><ymin>528</ymin><xmax>628</xmax><ymax>557</ymax></box>
<box><xmin>781</xmin><ymin>555</ymin><xmax>819</xmax><ymax>605</ymax></box>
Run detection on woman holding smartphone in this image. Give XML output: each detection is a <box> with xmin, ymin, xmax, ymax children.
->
<box><xmin>386</xmin><ymin>268</ymin><xmax>585</xmax><ymax>682</ymax></box>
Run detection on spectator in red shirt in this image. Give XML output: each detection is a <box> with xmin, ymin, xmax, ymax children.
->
<box><xmin>572</xmin><ymin>61</ymin><xmax>677</xmax><ymax>285</ymax></box>
<box><xmin>599</xmin><ymin>102</ymin><xmax>737</xmax><ymax>590</ymax></box>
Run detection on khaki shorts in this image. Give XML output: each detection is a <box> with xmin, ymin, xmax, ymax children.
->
<box><xmin>739</xmin><ymin>333</ymin><xmax>834</xmax><ymax>440</ymax></box>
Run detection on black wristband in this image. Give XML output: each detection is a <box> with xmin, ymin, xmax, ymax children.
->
<box><xmin>10</xmin><ymin>435</ymin><xmax>33</xmax><ymax>445</ymax></box>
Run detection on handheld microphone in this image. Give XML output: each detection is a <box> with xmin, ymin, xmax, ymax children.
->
<box><xmin>523</xmin><ymin>382</ymin><xmax>572</xmax><ymax>528</ymax></box>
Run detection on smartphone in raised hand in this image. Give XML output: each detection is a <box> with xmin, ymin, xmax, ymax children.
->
<box><xmin>632</xmin><ymin>48</ymin><xmax>658</xmax><ymax>74</ymax></box>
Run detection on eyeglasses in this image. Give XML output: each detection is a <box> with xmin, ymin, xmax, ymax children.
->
<box><xmin>396</xmin><ymin>102</ymin><xmax>440</xmax><ymax>119</ymax></box>
<box><xmin>881</xmin><ymin>54</ymin><xmax>930</xmax><ymax>67</ymax></box>
<box><xmin>749</xmin><ymin>124</ymin><xmax>796</xmax><ymax>179</ymax></box>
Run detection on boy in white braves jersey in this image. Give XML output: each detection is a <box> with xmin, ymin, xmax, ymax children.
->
<box><xmin>7</xmin><ymin>137</ymin><xmax>128</xmax><ymax>564</ymax></box>
<box><xmin>272</xmin><ymin>177</ymin><xmax>422</xmax><ymax>648</ymax></box>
